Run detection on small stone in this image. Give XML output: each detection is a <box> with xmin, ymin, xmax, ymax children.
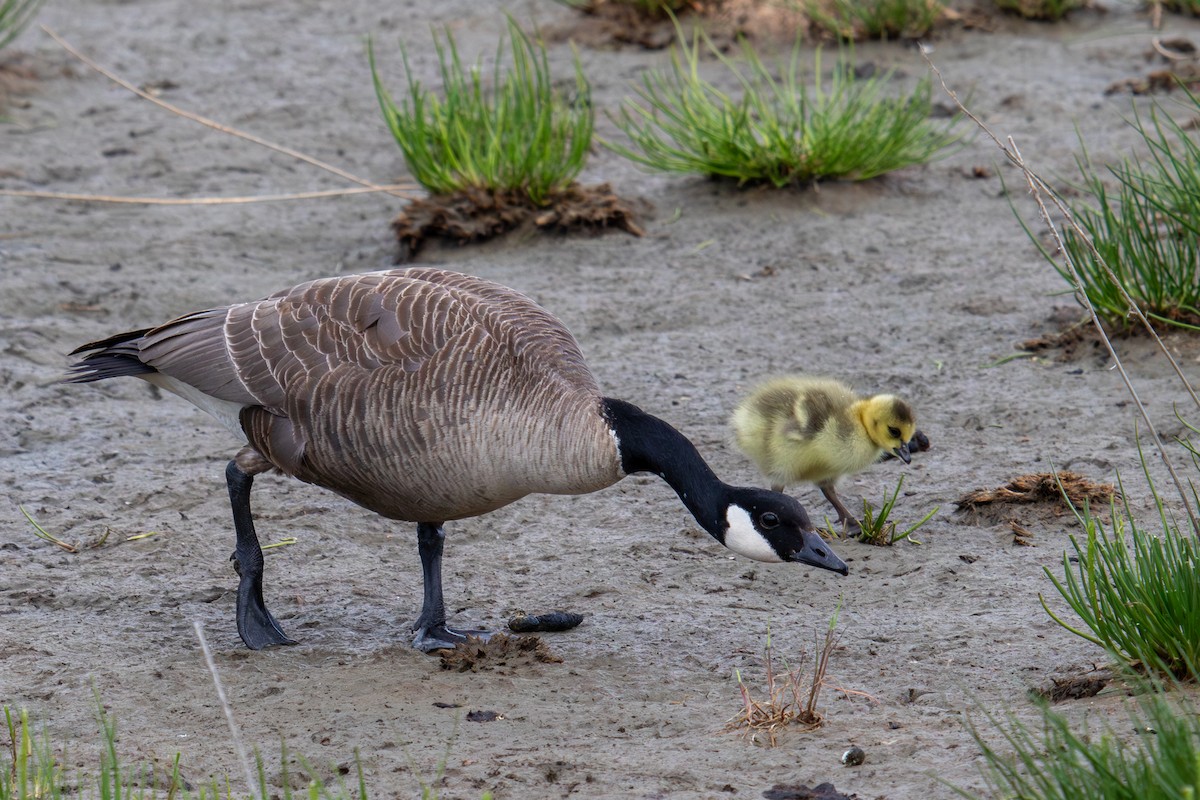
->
<box><xmin>841</xmin><ymin>746</ymin><xmax>865</xmax><ymax>767</ymax></box>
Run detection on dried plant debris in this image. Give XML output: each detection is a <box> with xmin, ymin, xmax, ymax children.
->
<box><xmin>1010</xmin><ymin>520</ymin><xmax>1036</xmax><ymax>547</ymax></box>
<box><xmin>1031</xmin><ymin>669</ymin><xmax>1113</xmax><ymax>703</ymax></box>
<box><xmin>1020</xmin><ymin>317</ymin><xmax>1105</xmax><ymax>362</ymax></box>
<box><xmin>547</xmin><ymin>2</ymin><xmax>806</xmax><ymax>50</ymax></box>
<box><xmin>0</xmin><ymin>53</ymin><xmax>39</xmax><ymax>111</ymax></box>
<box><xmin>392</xmin><ymin>183</ymin><xmax>645</xmax><ymax>259</ymax></box>
<box><xmin>1106</xmin><ymin>37</ymin><xmax>1200</xmax><ymax>94</ymax></box>
<box><xmin>437</xmin><ymin>633</ymin><xmax>563</xmax><ymax>672</ymax></box>
<box><xmin>508</xmin><ymin>611</ymin><xmax>584</xmax><ymax>633</ymax></box>
<box><xmin>763</xmin><ymin>783</ymin><xmax>859</xmax><ymax>800</ymax></box>
<box><xmin>552</xmin><ymin>1</ymin><xmax>688</xmax><ymax>49</ymax></box>
<box><xmin>956</xmin><ymin>472</ymin><xmax>1118</xmax><ymax>518</ymax></box>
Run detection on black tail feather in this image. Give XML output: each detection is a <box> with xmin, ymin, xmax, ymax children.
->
<box><xmin>64</xmin><ymin>328</ymin><xmax>157</xmax><ymax>384</ymax></box>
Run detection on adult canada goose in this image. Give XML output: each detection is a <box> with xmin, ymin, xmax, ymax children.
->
<box><xmin>730</xmin><ymin>375</ymin><xmax>927</xmax><ymax>532</ymax></box>
<box><xmin>66</xmin><ymin>268</ymin><xmax>848</xmax><ymax>652</ymax></box>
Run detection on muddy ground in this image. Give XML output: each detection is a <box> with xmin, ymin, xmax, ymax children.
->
<box><xmin>4</xmin><ymin>1</ymin><xmax>1200</xmax><ymax>798</ymax></box>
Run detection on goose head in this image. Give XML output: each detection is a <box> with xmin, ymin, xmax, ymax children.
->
<box><xmin>718</xmin><ymin>488</ymin><xmax>848</xmax><ymax>574</ymax></box>
<box><xmin>861</xmin><ymin>395</ymin><xmax>917</xmax><ymax>464</ymax></box>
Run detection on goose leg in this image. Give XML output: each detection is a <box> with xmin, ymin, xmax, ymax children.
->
<box><xmin>818</xmin><ymin>481</ymin><xmax>861</xmax><ymax>535</ymax></box>
<box><xmin>226</xmin><ymin>460</ymin><xmax>296</xmax><ymax>649</ymax></box>
<box><xmin>411</xmin><ymin>521</ymin><xmax>489</xmax><ymax>653</ymax></box>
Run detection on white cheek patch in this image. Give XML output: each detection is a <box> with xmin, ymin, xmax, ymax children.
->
<box><xmin>723</xmin><ymin>506</ymin><xmax>784</xmax><ymax>563</ymax></box>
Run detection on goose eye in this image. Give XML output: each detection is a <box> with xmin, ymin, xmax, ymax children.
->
<box><xmin>760</xmin><ymin>512</ymin><xmax>780</xmax><ymax>529</ymax></box>
<box><xmin>888</xmin><ymin>426</ymin><xmax>901</xmax><ymax>439</ymax></box>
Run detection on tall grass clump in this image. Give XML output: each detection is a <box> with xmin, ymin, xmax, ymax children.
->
<box><xmin>961</xmin><ymin>691</ymin><xmax>1200</xmax><ymax>800</ymax></box>
<box><xmin>803</xmin><ymin>0</ymin><xmax>943</xmax><ymax>41</ymax></box>
<box><xmin>605</xmin><ymin>31</ymin><xmax>960</xmax><ymax>186</ymax></box>
<box><xmin>1033</xmin><ymin>91</ymin><xmax>1200</xmax><ymax>331</ymax></box>
<box><xmin>0</xmin><ymin>0</ymin><xmax>42</xmax><ymax>51</ymax></box>
<box><xmin>370</xmin><ymin>18</ymin><xmax>593</xmax><ymax>206</ymax></box>
<box><xmin>1041</xmin><ymin>468</ymin><xmax>1200</xmax><ymax>679</ymax></box>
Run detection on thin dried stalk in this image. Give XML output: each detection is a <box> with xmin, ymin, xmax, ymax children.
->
<box><xmin>921</xmin><ymin>47</ymin><xmax>1199</xmax><ymax>534</ymax></box>
<box><xmin>1</xmin><ymin>184</ymin><xmax>415</xmax><ymax>205</ymax></box>
<box><xmin>42</xmin><ymin>26</ymin><xmax>416</xmax><ymax>200</ymax></box>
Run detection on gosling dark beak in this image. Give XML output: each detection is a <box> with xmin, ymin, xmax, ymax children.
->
<box><xmin>894</xmin><ymin>442</ymin><xmax>912</xmax><ymax>465</ymax></box>
<box><xmin>788</xmin><ymin>529</ymin><xmax>849</xmax><ymax>576</ymax></box>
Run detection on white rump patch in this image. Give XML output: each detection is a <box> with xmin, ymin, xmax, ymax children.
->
<box><xmin>145</xmin><ymin>374</ymin><xmax>248</xmax><ymax>439</ymax></box>
<box><xmin>723</xmin><ymin>506</ymin><xmax>783</xmax><ymax>563</ymax></box>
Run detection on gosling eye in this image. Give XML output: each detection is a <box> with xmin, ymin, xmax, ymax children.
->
<box><xmin>888</xmin><ymin>426</ymin><xmax>901</xmax><ymax>439</ymax></box>
<box><xmin>759</xmin><ymin>512</ymin><xmax>780</xmax><ymax>529</ymax></box>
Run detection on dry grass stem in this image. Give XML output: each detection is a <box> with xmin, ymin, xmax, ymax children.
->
<box><xmin>42</xmin><ymin>26</ymin><xmax>415</xmax><ymax>200</ymax></box>
<box><xmin>192</xmin><ymin>621</ymin><xmax>256</xmax><ymax>798</ymax></box>
<box><xmin>921</xmin><ymin>47</ymin><xmax>1200</xmax><ymax>534</ymax></box>
<box><xmin>726</xmin><ymin>624</ymin><xmax>839</xmax><ymax>746</ymax></box>
<box><xmin>19</xmin><ymin>505</ymin><xmax>77</xmax><ymax>553</ymax></box>
<box><xmin>0</xmin><ymin>184</ymin><xmax>416</xmax><ymax>205</ymax></box>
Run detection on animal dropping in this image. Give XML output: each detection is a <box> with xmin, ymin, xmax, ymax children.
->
<box><xmin>66</xmin><ymin>268</ymin><xmax>847</xmax><ymax>654</ymax></box>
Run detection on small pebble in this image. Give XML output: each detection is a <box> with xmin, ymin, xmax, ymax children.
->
<box><xmin>841</xmin><ymin>746</ymin><xmax>865</xmax><ymax>767</ymax></box>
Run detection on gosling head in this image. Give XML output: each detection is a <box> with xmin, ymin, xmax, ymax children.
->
<box><xmin>861</xmin><ymin>395</ymin><xmax>918</xmax><ymax>464</ymax></box>
<box><xmin>719</xmin><ymin>488</ymin><xmax>849</xmax><ymax>575</ymax></box>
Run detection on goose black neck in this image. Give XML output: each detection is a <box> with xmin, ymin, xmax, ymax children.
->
<box><xmin>602</xmin><ymin>398</ymin><xmax>729</xmax><ymax>538</ymax></box>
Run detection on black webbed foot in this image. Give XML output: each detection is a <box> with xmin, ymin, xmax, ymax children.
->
<box><xmin>412</xmin><ymin>623</ymin><xmax>492</xmax><ymax>653</ymax></box>
<box><xmin>232</xmin><ymin>552</ymin><xmax>296</xmax><ymax>649</ymax></box>
<box><xmin>226</xmin><ymin>460</ymin><xmax>294</xmax><ymax>650</ymax></box>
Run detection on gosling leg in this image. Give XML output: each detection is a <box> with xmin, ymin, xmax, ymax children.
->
<box><xmin>226</xmin><ymin>460</ymin><xmax>296</xmax><ymax>649</ymax></box>
<box><xmin>818</xmin><ymin>481</ymin><xmax>862</xmax><ymax>535</ymax></box>
<box><xmin>412</xmin><ymin>521</ymin><xmax>489</xmax><ymax>653</ymax></box>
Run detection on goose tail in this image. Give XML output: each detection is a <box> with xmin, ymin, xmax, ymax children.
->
<box><xmin>63</xmin><ymin>329</ymin><xmax>157</xmax><ymax>383</ymax></box>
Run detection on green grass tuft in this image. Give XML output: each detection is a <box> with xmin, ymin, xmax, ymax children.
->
<box><xmin>856</xmin><ymin>475</ymin><xmax>938</xmax><ymax>546</ymax></box>
<box><xmin>960</xmin><ymin>691</ymin><xmax>1200</xmax><ymax>800</ymax></box>
<box><xmin>604</xmin><ymin>31</ymin><xmax>960</xmax><ymax>186</ymax></box>
<box><xmin>0</xmin><ymin>701</ymin><xmax>379</xmax><ymax>800</ymax></box>
<box><xmin>370</xmin><ymin>17</ymin><xmax>593</xmax><ymax>207</ymax></box>
<box><xmin>1030</xmin><ymin>90</ymin><xmax>1200</xmax><ymax>331</ymax></box>
<box><xmin>0</xmin><ymin>0</ymin><xmax>42</xmax><ymax>52</ymax></box>
<box><xmin>1041</xmin><ymin>469</ymin><xmax>1200</xmax><ymax>680</ymax></box>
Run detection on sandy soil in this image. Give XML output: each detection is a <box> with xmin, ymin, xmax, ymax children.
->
<box><xmin>4</xmin><ymin>1</ymin><xmax>1200</xmax><ymax>798</ymax></box>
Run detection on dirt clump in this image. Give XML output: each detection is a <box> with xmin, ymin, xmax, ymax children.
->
<box><xmin>392</xmin><ymin>183</ymin><xmax>645</xmax><ymax>259</ymax></box>
<box><xmin>437</xmin><ymin>634</ymin><xmax>564</xmax><ymax>673</ymax></box>
<box><xmin>956</xmin><ymin>471</ymin><xmax>1118</xmax><ymax>525</ymax></box>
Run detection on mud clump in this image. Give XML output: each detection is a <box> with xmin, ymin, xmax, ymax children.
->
<box><xmin>763</xmin><ymin>783</ymin><xmax>859</xmax><ymax>800</ymax></box>
<box><xmin>392</xmin><ymin>183</ymin><xmax>645</xmax><ymax>260</ymax></box>
<box><xmin>1031</xmin><ymin>670</ymin><xmax>1113</xmax><ymax>703</ymax></box>
<box><xmin>956</xmin><ymin>471</ymin><xmax>1118</xmax><ymax>526</ymax></box>
<box><xmin>438</xmin><ymin>633</ymin><xmax>563</xmax><ymax>673</ymax></box>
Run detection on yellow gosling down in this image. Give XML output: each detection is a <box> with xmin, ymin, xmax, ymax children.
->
<box><xmin>730</xmin><ymin>375</ymin><xmax>925</xmax><ymax>532</ymax></box>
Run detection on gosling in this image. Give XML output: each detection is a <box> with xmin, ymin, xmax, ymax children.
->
<box><xmin>730</xmin><ymin>375</ymin><xmax>926</xmax><ymax>532</ymax></box>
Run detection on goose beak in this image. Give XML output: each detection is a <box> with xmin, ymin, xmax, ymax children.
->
<box><xmin>787</xmin><ymin>529</ymin><xmax>849</xmax><ymax>575</ymax></box>
<box><xmin>894</xmin><ymin>442</ymin><xmax>912</xmax><ymax>464</ymax></box>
